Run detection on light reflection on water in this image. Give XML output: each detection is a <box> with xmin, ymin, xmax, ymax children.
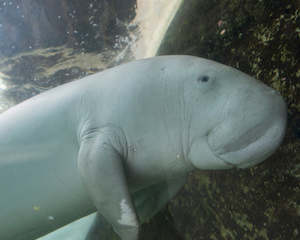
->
<box><xmin>0</xmin><ymin>0</ymin><xmax>183</xmax><ymax>113</ymax></box>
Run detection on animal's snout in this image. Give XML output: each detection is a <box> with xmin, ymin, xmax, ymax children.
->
<box><xmin>207</xmin><ymin>85</ymin><xmax>287</xmax><ymax>168</ymax></box>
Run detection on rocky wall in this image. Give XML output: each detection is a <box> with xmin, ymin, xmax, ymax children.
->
<box><xmin>147</xmin><ymin>0</ymin><xmax>300</xmax><ymax>239</ymax></box>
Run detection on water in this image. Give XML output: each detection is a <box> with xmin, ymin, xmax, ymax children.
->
<box><xmin>0</xmin><ymin>0</ymin><xmax>299</xmax><ymax>239</ymax></box>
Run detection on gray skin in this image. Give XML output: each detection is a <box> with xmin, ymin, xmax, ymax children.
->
<box><xmin>0</xmin><ymin>56</ymin><xmax>286</xmax><ymax>240</ymax></box>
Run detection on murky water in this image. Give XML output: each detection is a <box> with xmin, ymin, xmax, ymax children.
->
<box><xmin>0</xmin><ymin>1</ymin><xmax>299</xmax><ymax>240</ymax></box>
<box><xmin>0</xmin><ymin>0</ymin><xmax>182</xmax><ymax>113</ymax></box>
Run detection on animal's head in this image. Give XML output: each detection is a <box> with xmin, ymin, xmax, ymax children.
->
<box><xmin>168</xmin><ymin>56</ymin><xmax>287</xmax><ymax>170</ymax></box>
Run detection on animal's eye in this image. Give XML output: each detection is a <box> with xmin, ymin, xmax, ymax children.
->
<box><xmin>197</xmin><ymin>75</ymin><xmax>210</xmax><ymax>83</ymax></box>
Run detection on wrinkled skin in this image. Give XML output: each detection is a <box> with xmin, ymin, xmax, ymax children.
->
<box><xmin>0</xmin><ymin>56</ymin><xmax>286</xmax><ymax>240</ymax></box>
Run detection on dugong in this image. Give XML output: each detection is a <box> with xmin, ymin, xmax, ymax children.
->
<box><xmin>0</xmin><ymin>56</ymin><xmax>286</xmax><ymax>240</ymax></box>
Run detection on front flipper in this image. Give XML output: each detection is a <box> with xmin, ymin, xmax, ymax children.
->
<box><xmin>86</xmin><ymin>177</ymin><xmax>187</xmax><ymax>239</ymax></box>
<box><xmin>78</xmin><ymin>126</ymin><xmax>139</xmax><ymax>240</ymax></box>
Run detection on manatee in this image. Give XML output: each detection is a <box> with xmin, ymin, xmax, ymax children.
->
<box><xmin>0</xmin><ymin>56</ymin><xmax>286</xmax><ymax>240</ymax></box>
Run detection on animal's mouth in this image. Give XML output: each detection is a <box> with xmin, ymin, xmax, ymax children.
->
<box><xmin>188</xmin><ymin>85</ymin><xmax>286</xmax><ymax>171</ymax></box>
<box><xmin>207</xmin><ymin>109</ymin><xmax>286</xmax><ymax>169</ymax></box>
<box><xmin>207</xmin><ymin>88</ymin><xmax>286</xmax><ymax>168</ymax></box>
<box><xmin>207</xmin><ymin>123</ymin><xmax>264</xmax><ymax>168</ymax></box>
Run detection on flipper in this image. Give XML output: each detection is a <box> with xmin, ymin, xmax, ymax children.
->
<box><xmin>84</xmin><ymin>176</ymin><xmax>186</xmax><ymax>239</ymax></box>
<box><xmin>78</xmin><ymin>126</ymin><xmax>139</xmax><ymax>240</ymax></box>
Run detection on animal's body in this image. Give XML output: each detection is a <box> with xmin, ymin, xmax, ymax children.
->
<box><xmin>0</xmin><ymin>56</ymin><xmax>286</xmax><ymax>240</ymax></box>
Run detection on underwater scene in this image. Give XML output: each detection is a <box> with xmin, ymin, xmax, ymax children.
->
<box><xmin>0</xmin><ymin>0</ymin><xmax>299</xmax><ymax>239</ymax></box>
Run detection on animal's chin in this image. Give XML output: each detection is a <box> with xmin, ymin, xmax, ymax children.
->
<box><xmin>209</xmin><ymin>145</ymin><xmax>264</xmax><ymax>169</ymax></box>
<box><xmin>208</xmin><ymin>120</ymin><xmax>286</xmax><ymax>169</ymax></box>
